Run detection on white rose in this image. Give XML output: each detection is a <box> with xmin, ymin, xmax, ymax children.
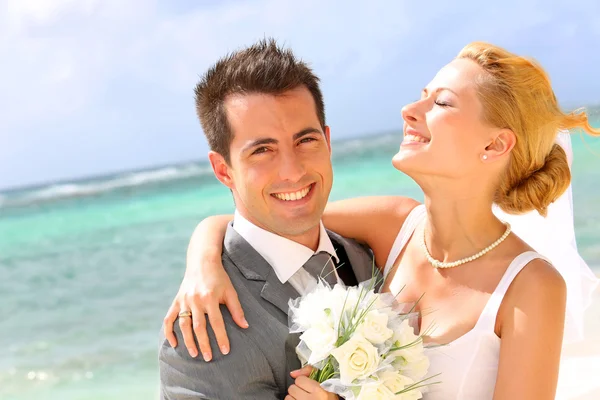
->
<box><xmin>378</xmin><ymin>370</ymin><xmax>414</xmax><ymax>394</ymax></box>
<box><xmin>357</xmin><ymin>310</ymin><xmax>394</xmax><ymax>344</ymax></box>
<box><xmin>292</xmin><ymin>285</ymin><xmax>340</xmax><ymax>331</ymax></box>
<box><xmin>292</xmin><ymin>290</ymin><xmax>327</xmax><ymax>328</ymax></box>
<box><xmin>336</xmin><ymin>285</ymin><xmax>361</xmax><ymax>309</ymax></box>
<box><xmin>299</xmin><ymin>323</ymin><xmax>338</xmax><ymax>363</ymax></box>
<box><xmin>389</xmin><ymin>320</ymin><xmax>429</xmax><ymax>380</ymax></box>
<box><xmin>391</xmin><ymin>342</ymin><xmax>429</xmax><ymax>381</ymax></box>
<box><xmin>323</xmin><ymin>285</ymin><xmax>364</xmax><ymax>333</ymax></box>
<box><xmin>356</xmin><ymin>381</ymin><xmax>396</xmax><ymax>400</ymax></box>
<box><xmin>331</xmin><ymin>333</ymin><xmax>380</xmax><ymax>385</ymax></box>
<box><xmin>329</xmin><ymin>285</ymin><xmax>358</xmax><ymax>317</ymax></box>
<box><xmin>392</xmin><ymin>320</ymin><xmax>420</xmax><ymax>346</ymax></box>
<box><xmin>393</xmin><ymin>352</ymin><xmax>430</xmax><ymax>381</ymax></box>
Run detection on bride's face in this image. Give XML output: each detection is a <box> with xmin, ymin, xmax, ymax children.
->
<box><xmin>392</xmin><ymin>58</ymin><xmax>498</xmax><ymax>181</ymax></box>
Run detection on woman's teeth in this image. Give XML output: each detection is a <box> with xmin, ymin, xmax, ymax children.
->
<box><xmin>403</xmin><ymin>134</ymin><xmax>430</xmax><ymax>143</ymax></box>
<box><xmin>273</xmin><ymin>186</ymin><xmax>311</xmax><ymax>201</ymax></box>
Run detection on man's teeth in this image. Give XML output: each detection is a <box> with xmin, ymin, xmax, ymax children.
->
<box><xmin>273</xmin><ymin>186</ymin><xmax>311</xmax><ymax>201</ymax></box>
<box><xmin>404</xmin><ymin>134</ymin><xmax>430</xmax><ymax>143</ymax></box>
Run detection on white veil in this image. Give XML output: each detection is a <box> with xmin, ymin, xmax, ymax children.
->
<box><xmin>492</xmin><ymin>131</ymin><xmax>599</xmax><ymax>344</ymax></box>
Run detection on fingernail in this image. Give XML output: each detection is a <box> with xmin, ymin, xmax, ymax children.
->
<box><xmin>190</xmin><ymin>349</ymin><xmax>198</xmax><ymax>358</ymax></box>
<box><xmin>203</xmin><ymin>353</ymin><xmax>212</xmax><ymax>362</ymax></box>
<box><xmin>242</xmin><ymin>318</ymin><xmax>249</xmax><ymax>328</ymax></box>
<box><xmin>220</xmin><ymin>345</ymin><xmax>229</xmax><ymax>355</ymax></box>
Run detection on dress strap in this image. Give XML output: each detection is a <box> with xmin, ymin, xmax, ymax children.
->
<box><xmin>383</xmin><ymin>204</ymin><xmax>426</xmax><ymax>276</ymax></box>
<box><xmin>476</xmin><ymin>251</ymin><xmax>552</xmax><ymax>331</ymax></box>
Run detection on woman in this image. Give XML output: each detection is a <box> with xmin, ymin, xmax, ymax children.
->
<box><xmin>164</xmin><ymin>42</ymin><xmax>599</xmax><ymax>399</ymax></box>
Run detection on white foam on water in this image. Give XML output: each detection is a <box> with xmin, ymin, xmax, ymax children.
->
<box><xmin>0</xmin><ymin>164</ymin><xmax>213</xmax><ymax>208</ymax></box>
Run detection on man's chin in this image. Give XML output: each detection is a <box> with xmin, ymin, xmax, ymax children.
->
<box><xmin>270</xmin><ymin>218</ymin><xmax>322</xmax><ymax>238</ymax></box>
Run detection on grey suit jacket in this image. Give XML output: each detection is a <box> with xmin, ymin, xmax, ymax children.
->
<box><xmin>159</xmin><ymin>224</ymin><xmax>377</xmax><ymax>400</ymax></box>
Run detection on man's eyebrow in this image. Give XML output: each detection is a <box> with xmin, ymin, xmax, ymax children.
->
<box><xmin>242</xmin><ymin>137</ymin><xmax>278</xmax><ymax>152</ymax></box>
<box><xmin>293</xmin><ymin>127</ymin><xmax>322</xmax><ymax>140</ymax></box>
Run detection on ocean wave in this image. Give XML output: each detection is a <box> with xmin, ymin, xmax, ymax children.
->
<box><xmin>0</xmin><ymin>133</ymin><xmax>402</xmax><ymax>209</ymax></box>
<box><xmin>333</xmin><ymin>133</ymin><xmax>400</xmax><ymax>157</ymax></box>
<box><xmin>0</xmin><ymin>164</ymin><xmax>213</xmax><ymax>208</ymax></box>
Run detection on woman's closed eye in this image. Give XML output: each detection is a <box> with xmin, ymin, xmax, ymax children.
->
<box><xmin>435</xmin><ymin>100</ymin><xmax>452</xmax><ymax>107</ymax></box>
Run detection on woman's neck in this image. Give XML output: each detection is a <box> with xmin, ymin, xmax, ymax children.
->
<box><xmin>422</xmin><ymin>194</ymin><xmax>507</xmax><ymax>263</ymax></box>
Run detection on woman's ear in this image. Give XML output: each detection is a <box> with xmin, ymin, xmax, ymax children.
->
<box><xmin>482</xmin><ymin>129</ymin><xmax>516</xmax><ymax>162</ymax></box>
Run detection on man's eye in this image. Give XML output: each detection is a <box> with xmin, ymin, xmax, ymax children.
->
<box><xmin>252</xmin><ymin>147</ymin><xmax>269</xmax><ymax>155</ymax></box>
<box><xmin>299</xmin><ymin>137</ymin><xmax>317</xmax><ymax>144</ymax></box>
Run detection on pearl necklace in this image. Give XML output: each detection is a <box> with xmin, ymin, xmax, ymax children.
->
<box><xmin>422</xmin><ymin>222</ymin><xmax>512</xmax><ymax>269</ymax></box>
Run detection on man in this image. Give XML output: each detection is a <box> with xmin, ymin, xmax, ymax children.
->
<box><xmin>159</xmin><ymin>39</ymin><xmax>375</xmax><ymax>399</ymax></box>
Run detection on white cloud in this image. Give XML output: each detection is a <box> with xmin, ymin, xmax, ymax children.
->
<box><xmin>0</xmin><ymin>0</ymin><xmax>147</xmax><ymax>129</ymax></box>
<box><xmin>0</xmin><ymin>0</ymin><xmax>420</xmax><ymax>131</ymax></box>
<box><xmin>2</xmin><ymin>0</ymin><xmax>599</xmax><ymax>131</ymax></box>
<box><xmin>0</xmin><ymin>0</ymin><xmax>420</xmax><ymax>187</ymax></box>
<box><xmin>0</xmin><ymin>0</ymin><xmax>598</xmax><ymax>188</ymax></box>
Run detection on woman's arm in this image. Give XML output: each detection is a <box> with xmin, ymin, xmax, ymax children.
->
<box><xmin>493</xmin><ymin>259</ymin><xmax>567</xmax><ymax>399</ymax></box>
<box><xmin>323</xmin><ymin>196</ymin><xmax>420</xmax><ymax>267</ymax></box>
<box><xmin>165</xmin><ymin>196</ymin><xmax>419</xmax><ymax>358</ymax></box>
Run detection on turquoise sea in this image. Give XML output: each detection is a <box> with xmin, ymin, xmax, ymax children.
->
<box><xmin>1</xmin><ymin>127</ymin><xmax>600</xmax><ymax>400</ymax></box>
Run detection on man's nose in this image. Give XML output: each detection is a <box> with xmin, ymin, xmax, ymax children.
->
<box><xmin>278</xmin><ymin>151</ymin><xmax>306</xmax><ymax>183</ymax></box>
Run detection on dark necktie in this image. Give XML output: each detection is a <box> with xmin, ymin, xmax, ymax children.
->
<box><xmin>303</xmin><ymin>251</ymin><xmax>338</xmax><ymax>286</ymax></box>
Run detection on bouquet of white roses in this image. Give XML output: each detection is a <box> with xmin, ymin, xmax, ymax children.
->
<box><xmin>288</xmin><ymin>276</ymin><xmax>436</xmax><ymax>400</ymax></box>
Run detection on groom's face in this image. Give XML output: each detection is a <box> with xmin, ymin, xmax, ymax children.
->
<box><xmin>209</xmin><ymin>86</ymin><xmax>333</xmax><ymax>240</ymax></box>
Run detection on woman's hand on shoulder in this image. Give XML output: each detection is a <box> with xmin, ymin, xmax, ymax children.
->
<box><xmin>163</xmin><ymin>262</ymin><xmax>248</xmax><ymax>361</ymax></box>
<box><xmin>163</xmin><ymin>215</ymin><xmax>247</xmax><ymax>361</ymax></box>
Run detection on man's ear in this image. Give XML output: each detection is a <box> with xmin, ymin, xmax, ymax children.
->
<box><xmin>324</xmin><ymin>126</ymin><xmax>332</xmax><ymax>155</ymax></box>
<box><xmin>208</xmin><ymin>151</ymin><xmax>235</xmax><ymax>189</ymax></box>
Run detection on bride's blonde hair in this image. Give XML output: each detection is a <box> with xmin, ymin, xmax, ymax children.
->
<box><xmin>457</xmin><ymin>42</ymin><xmax>599</xmax><ymax>216</ymax></box>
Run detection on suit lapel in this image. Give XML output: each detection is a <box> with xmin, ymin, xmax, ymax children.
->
<box><xmin>260</xmin><ymin>270</ymin><xmax>299</xmax><ymax>315</ymax></box>
<box><xmin>223</xmin><ymin>224</ymin><xmax>299</xmax><ymax>315</ymax></box>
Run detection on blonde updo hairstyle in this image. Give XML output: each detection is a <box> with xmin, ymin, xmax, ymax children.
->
<box><xmin>457</xmin><ymin>42</ymin><xmax>599</xmax><ymax>216</ymax></box>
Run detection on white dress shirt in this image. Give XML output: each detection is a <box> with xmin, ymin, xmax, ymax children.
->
<box><xmin>232</xmin><ymin>210</ymin><xmax>340</xmax><ymax>296</ymax></box>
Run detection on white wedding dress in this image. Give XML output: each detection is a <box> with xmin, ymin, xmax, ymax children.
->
<box><xmin>384</xmin><ymin>205</ymin><xmax>549</xmax><ymax>399</ymax></box>
<box><xmin>382</xmin><ymin>133</ymin><xmax>598</xmax><ymax>399</ymax></box>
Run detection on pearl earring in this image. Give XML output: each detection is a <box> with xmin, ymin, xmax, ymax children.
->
<box><xmin>482</xmin><ymin>154</ymin><xmax>488</xmax><ymax>160</ymax></box>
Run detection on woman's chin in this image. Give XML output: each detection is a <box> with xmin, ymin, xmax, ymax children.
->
<box><xmin>392</xmin><ymin>150</ymin><xmax>422</xmax><ymax>173</ymax></box>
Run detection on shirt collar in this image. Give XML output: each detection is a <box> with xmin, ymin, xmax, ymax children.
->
<box><xmin>232</xmin><ymin>210</ymin><xmax>339</xmax><ymax>284</ymax></box>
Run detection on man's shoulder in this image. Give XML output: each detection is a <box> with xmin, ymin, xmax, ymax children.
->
<box><xmin>158</xmin><ymin>309</ymin><xmax>271</xmax><ymax>380</ymax></box>
<box><xmin>326</xmin><ymin>229</ymin><xmax>373</xmax><ymax>254</ymax></box>
<box><xmin>158</xmin><ymin>315</ymin><xmax>279</xmax><ymax>399</ymax></box>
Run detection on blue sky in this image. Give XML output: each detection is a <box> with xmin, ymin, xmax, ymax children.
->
<box><xmin>1</xmin><ymin>0</ymin><xmax>599</xmax><ymax>190</ymax></box>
